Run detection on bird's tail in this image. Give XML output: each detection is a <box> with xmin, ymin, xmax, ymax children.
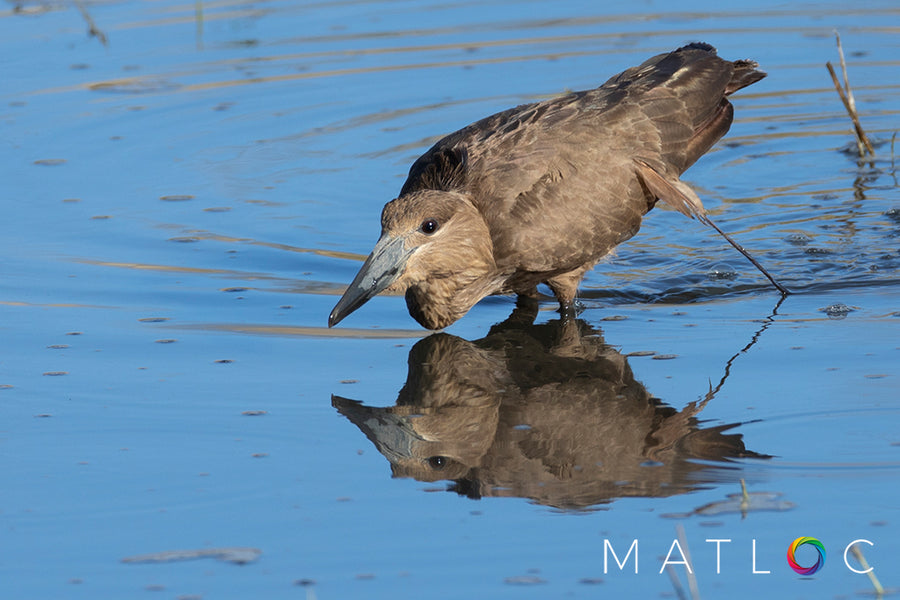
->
<box><xmin>726</xmin><ymin>59</ymin><xmax>766</xmax><ymax>95</ymax></box>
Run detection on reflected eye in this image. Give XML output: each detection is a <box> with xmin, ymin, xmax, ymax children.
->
<box><xmin>419</xmin><ymin>219</ymin><xmax>439</xmax><ymax>235</ymax></box>
<box><xmin>427</xmin><ymin>456</ymin><xmax>447</xmax><ymax>470</ymax></box>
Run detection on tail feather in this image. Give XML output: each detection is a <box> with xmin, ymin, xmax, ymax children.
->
<box><xmin>727</xmin><ymin>59</ymin><xmax>766</xmax><ymax>95</ymax></box>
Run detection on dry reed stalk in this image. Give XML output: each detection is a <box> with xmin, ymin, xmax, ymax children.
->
<box><xmin>826</xmin><ymin>31</ymin><xmax>874</xmax><ymax>157</ymax></box>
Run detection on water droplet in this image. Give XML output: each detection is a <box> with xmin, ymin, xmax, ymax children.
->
<box><xmin>707</xmin><ymin>264</ymin><xmax>738</xmax><ymax>280</ymax></box>
<box><xmin>885</xmin><ymin>207</ymin><xmax>900</xmax><ymax>223</ymax></box>
<box><xmin>821</xmin><ymin>303</ymin><xmax>854</xmax><ymax>318</ymax></box>
<box><xmin>785</xmin><ymin>233</ymin><xmax>812</xmax><ymax>245</ymax></box>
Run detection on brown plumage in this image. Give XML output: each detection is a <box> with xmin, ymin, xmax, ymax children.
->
<box><xmin>333</xmin><ymin>312</ymin><xmax>762</xmax><ymax>509</ymax></box>
<box><xmin>329</xmin><ymin>43</ymin><xmax>766</xmax><ymax>330</ymax></box>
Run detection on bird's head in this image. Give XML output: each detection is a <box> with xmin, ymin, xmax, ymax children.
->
<box><xmin>328</xmin><ymin>190</ymin><xmax>495</xmax><ymax>330</ymax></box>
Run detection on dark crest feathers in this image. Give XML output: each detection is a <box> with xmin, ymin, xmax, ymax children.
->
<box><xmin>400</xmin><ymin>146</ymin><xmax>468</xmax><ymax>196</ymax></box>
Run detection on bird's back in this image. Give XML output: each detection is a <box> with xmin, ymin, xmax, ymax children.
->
<box><xmin>324</xmin><ymin>44</ymin><xmax>769</xmax><ymax>330</ymax></box>
<box><xmin>398</xmin><ymin>44</ymin><xmax>764</xmax><ymax>284</ymax></box>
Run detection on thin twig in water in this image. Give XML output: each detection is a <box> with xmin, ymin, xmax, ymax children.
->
<box><xmin>699</xmin><ymin>213</ymin><xmax>790</xmax><ymax>295</ymax></box>
<box><xmin>891</xmin><ymin>131</ymin><xmax>897</xmax><ymax>175</ymax></box>
<box><xmin>704</xmin><ymin>294</ymin><xmax>786</xmax><ymax>402</ymax></box>
<box><xmin>850</xmin><ymin>544</ymin><xmax>885</xmax><ymax>598</ymax></box>
<box><xmin>826</xmin><ymin>31</ymin><xmax>874</xmax><ymax>157</ymax></box>
<box><xmin>739</xmin><ymin>479</ymin><xmax>751</xmax><ymax>518</ymax></box>
<box><xmin>677</xmin><ymin>524</ymin><xmax>701</xmax><ymax>600</ymax></box>
<box><xmin>664</xmin><ymin>525</ymin><xmax>701</xmax><ymax>600</ymax></box>
<box><xmin>665</xmin><ymin>564</ymin><xmax>690</xmax><ymax>600</ymax></box>
<box><xmin>73</xmin><ymin>0</ymin><xmax>108</xmax><ymax>46</ymax></box>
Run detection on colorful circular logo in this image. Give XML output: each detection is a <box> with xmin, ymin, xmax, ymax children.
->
<box><xmin>787</xmin><ymin>537</ymin><xmax>826</xmax><ymax>575</ymax></box>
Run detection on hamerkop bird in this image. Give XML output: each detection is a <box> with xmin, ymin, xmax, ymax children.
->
<box><xmin>333</xmin><ymin>313</ymin><xmax>763</xmax><ymax>508</ymax></box>
<box><xmin>329</xmin><ymin>42</ymin><xmax>783</xmax><ymax>330</ymax></box>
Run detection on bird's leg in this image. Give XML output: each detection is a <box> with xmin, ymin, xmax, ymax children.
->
<box><xmin>558</xmin><ymin>297</ymin><xmax>578</xmax><ymax>320</ymax></box>
<box><xmin>488</xmin><ymin>294</ymin><xmax>539</xmax><ymax>335</ymax></box>
<box><xmin>552</xmin><ymin>316</ymin><xmax>586</xmax><ymax>358</ymax></box>
<box><xmin>547</xmin><ymin>268</ymin><xmax>588</xmax><ymax>320</ymax></box>
<box><xmin>508</xmin><ymin>294</ymin><xmax>540</xmax><ymax>326</ymax></box>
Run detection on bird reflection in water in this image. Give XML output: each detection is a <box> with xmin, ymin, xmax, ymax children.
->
<box><xmin>333</xmin><ymin>303</ymin><xmax>767</xmax><ymax>510</ymax></box>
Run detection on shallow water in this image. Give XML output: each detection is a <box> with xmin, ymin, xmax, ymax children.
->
<box><xmin>2</xmin><ymin>0</ymin><xmax>899</xmax><ymax>598</ymax></box>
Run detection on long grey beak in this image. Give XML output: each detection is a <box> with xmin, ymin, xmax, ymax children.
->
<box><xmin>332</xmin><ymin>395</ymin><xmax>422</xmax><ymax>462</ymax></box>
<box><xmin>328</xmin><ymin>235</ymin><xmax>413</xmax><ymax>327</ymax></box>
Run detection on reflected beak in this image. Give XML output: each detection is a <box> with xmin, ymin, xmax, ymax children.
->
<box><xmin>328</xmin><ymin>234</ymin><xmax>413</xmax><ymax>327</ymax></box>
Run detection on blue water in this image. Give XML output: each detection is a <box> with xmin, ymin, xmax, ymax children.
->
<box><xmin>2</xmin><ymin>1</ymin><xmax>899</xmax><ymax>598</ymax></box>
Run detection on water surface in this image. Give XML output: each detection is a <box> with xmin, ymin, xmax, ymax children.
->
<box><xmin>2</xmin><ymin>1</ymin><xmax>899</xmax><ymax>598</ymax></box>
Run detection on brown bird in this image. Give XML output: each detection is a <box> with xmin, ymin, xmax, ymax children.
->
<box><xmin>333</xmin><ymin>311</ymin><xmax>763</xmax><ymax>508</ymax></box>
<box><xmin>329</xmin><ymin>42</ymin><xmax>776</xmax><ymax>330</ymax></box>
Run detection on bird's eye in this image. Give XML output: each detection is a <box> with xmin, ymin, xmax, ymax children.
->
<box><xmin>419</xmin><ymin>219</ymin><xmax>439</xmax><ymax>235</ymax></box>
<box><xmin>427</xmin><ymin>456</ymin><xmax>447</xmax><ymax>470</ymax></box>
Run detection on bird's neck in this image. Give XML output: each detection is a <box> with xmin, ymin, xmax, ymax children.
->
<box><xmin>405</xmin><ymin>268</ymin><xmax>502</xmax><ymax>330</ymax></box>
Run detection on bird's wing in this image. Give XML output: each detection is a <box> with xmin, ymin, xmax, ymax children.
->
<box><xmin>395</xmin><ymin>43</ymin><xmax>765</xmax><ymax>274</ymax></box>
<box><xmin>399</xmin><ymin>100</ymin><xmax>565</xmax><ymax>200</ymax></box>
